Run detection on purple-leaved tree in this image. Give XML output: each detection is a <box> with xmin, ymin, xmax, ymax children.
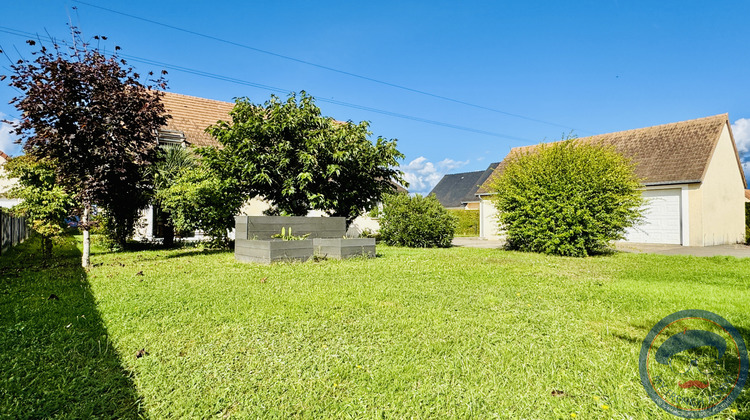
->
<box><xmin>3</xmin><ymin>30</ymin><xmax>169</xmax><ymax>267</ymax></box>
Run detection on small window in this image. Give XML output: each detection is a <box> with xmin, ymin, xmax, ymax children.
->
<box><xmin>157</xmin><ymin>129</ymin><xmax>187</xmax><ymax>147</ymax></box>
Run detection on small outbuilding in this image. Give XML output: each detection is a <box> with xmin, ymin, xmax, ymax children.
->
<box><xmin>476</xmin><ymin>114</ymin><xmax>746</xmax><ymax>246</ymax></box>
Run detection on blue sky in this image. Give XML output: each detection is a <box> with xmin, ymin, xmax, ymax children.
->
<box><xmin>2</xmin><ymin>1</ymin><xmax>750</xmax><ymax>194</ymax></box>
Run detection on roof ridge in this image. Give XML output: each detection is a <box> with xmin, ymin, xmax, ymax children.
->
<box><xmin>160</xmin><ymin>90</ymin><xmax>235</xmax><ymax>106</ymax></box>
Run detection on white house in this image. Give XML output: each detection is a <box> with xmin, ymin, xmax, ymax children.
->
<box><xmin>476</xmin><ymin>114</ymin><xmax>746</xmax><ymax>246</ymax></box>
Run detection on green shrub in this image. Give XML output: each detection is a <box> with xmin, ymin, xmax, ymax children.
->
<box><xmin>447</xmin><ymin>209</ymin><xmax>479</xmax><ymax>236</ymax></box>
<box><xmin>490</xmin><ymin>138</ymin><xmax>644</xmax><ymax>257</ymax></box>
<box><xmin>379</xmin><ymin>194</ymin><xmax>456</xmax><ymax>248</ymax></box>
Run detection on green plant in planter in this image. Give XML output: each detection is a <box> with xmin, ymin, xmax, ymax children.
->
<box><xmin>271</xmin><ymin>227</ymin><xmax>310</xmax><ymax>241</ymax></box>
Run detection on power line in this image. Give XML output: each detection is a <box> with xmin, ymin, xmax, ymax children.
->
<box><xmin>0</xmin><ymin>26</ymin><xmax>535</xmax><ymax>142</ymax></box>
<box><xmin>72</xmin><ymin>0</ymin><xmax>588</xmax><ymax>133</ymax></box>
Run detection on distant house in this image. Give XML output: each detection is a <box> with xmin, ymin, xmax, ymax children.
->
<box><xmin>0</xmin><ymin>150</ymin><xmax>21</xmax><ymax>209</ymax></box>
<box><xmin>429</xmin><ymin>162</ymin><xmax>499</xmax><ymax>210</ymax></box>
<box><xmin>476</xmin><ymin>114</ymin><xmax>746</xmax><ymax>246</ymax></box>
<box><xmin>136</xmin><ymin>91</ymin><xmax>403</xmax><ymax>240</ymax></box>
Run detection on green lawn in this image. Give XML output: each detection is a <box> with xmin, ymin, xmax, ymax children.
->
<box><xmin>1</xmin><ymin>236</ymin><xmax>749</xmax><ymax>418</ymax></box>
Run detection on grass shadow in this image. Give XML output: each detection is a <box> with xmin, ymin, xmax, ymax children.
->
<box><xmin>730</xmin><ymin>325</ymin><xmax>750</xmax><ymax>419</ymax></box>
<box><xmin>0</xmin><ymin>235</ymin><xmax>146</xmax><ymax>418</ymax></box>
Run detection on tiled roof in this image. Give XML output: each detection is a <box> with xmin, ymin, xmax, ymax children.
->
<box><xmin>477</xmin><ymin>114</ymin><xmax>739</xmax><ymax>195</ymax></box>
<box><xmin>745</xmin><ymin>189</ymin><xmax>750</xmax><ymax>201</ymax></box>
<box><xmin>159</xmin><ymin>91</ymin><xmax>234</xmax><ymax>148</ymax></box>
<box><xmin>0</xmin><ymin>150</ymin><xmax>9</xmax><ymax>161</ymax></box>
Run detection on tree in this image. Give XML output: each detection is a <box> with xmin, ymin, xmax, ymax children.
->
<box><xmin>379</xmin><ymin>193</ymin><xmax>457</xmax><ymax>248</ymax></box>
<box><xmin>4</xmin><ymin>156</ymin><xmax>73</xmax><ymax>258</ymax></box>
<box><xmin>202</xmin><ymin>91</ymin><xmax>405</xmax><ymax>226</ymax></box>
<box><xmin>5</xmin><ymin>32</ymin><xmax>169</xmax><ymax>267</ymax></box>
<box><xmin>490</xmin><ymin>138</ymin><xmax>644</xmax><ymax>257</ymax></box>
<box><xmin>157</xmin><ymin>165</ymin><xmax>244</xmax><ymax>246</ymax></box>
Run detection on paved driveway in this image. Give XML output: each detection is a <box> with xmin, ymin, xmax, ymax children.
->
<box><xmin>613</xmin><ymin>242</ymin><xmax>750</xmax><ymax>258</ymax></box>
<box><xmin>452</xmin><ymin>237</ymin><xmax>750</xmax><ymax>258</ymax></box>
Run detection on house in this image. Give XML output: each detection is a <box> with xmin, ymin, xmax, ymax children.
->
<box><xmin>430</xmin><ymin>170</ymin><xmax>486</xmax><ymax>210</ymax></box>
<box><xmin>476</xmin><ymin>114</ymin><xmax>746</xmax><ymax>246</ymax></box>
<box><xmin>0</xmin><ymin>150</ymin><xmax>22</xmax><ymax>209</ymax></box>
<box><xmin>429</xmin><ymin>162</ymin><xmax>499</xmax><ymax>210</ymax></box>
<box><xmin>136</xmin><ymin>91</ymin><xmax>401</xmax><ymax>240</ymax></box>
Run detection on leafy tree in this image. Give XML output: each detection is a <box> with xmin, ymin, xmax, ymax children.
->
<box><xmin>490</xmin><ymin>138</ymin><xmax>644</xmax><ymax>257</ymax></box>
<box><xmin>4</xmin><ymin>33</ymin><xmax>169</xmax><ymax>267</ymax></box>
<box><xmin>203</xmin><ymin>91</ymin><xmax>405</xmax><ymax>226</ymax></box>
<box><xmin>4</xmin><ymin>156</ymin><xmax>73</xmax><ymax>258</ymax></box>
<box><xmin>379</xmin><ymin>193</ymin><xmax>457</xmax><ymax>248</ymax></box>
<box><xmin>151</xmin><ymin>146</ymin><xmax>197</xmax><ymax>246</ymax></box>
<box><xmin>157</xmin><ymin>165</ymin><xmax>244</xmax><ymax>247</ymax></box>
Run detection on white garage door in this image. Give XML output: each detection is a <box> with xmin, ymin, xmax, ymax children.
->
<box><xmin>625</xmin><ymin>189</ymin><xmax>682</xmax><ymax>244</ymax></box>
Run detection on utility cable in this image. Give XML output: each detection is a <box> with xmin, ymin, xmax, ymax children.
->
<box><xmin>0</xmin><ymin>26</ymin><xmax>534</xmax><ymax>142</ymax></box>
<box><xmin>71</xmin><ymin>0</ymin><xmax>587</xmax><ymax>133</ymax></box>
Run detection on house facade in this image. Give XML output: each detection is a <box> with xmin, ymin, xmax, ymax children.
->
<box><xmin>477</xmin><ymin>114</ymin><xmax>746</xmax><ymax>246</ymax></box>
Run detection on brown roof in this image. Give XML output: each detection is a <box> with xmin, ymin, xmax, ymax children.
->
<box><xmin>477</xmin><ymin>114</ymin><xmax>743</xmax><ymax>194</ymax></box>
<box><xmin>745</xmin><ymin>189</ymin><xmax>750</xmax><ymax>201</ymax></box>
<box><xmin>159</xmin><ymin>91</ymin><xmax>234</xmax><ymax>147</ymax></box>
<box><xmin>0</xmin><ymin>150</ymin><xmax>9</xmax><ymax>161</ymax></box>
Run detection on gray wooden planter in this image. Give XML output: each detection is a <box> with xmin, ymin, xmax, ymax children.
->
<box><xmin>235</xmin><ymin>216</ymin><xmax>346</xmax><ymax>240</ymax></box>
<box><xmin>235</xmin><ymin>239</ymin><xmax>313</xmax><ymax>264</ymax></box>
<box><xmin>313</xmin><ymin>238</ymin><xmax>376</xmax><ymax>259</ymax></box>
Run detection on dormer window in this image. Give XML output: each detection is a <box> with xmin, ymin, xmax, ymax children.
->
<box><xmin>157</xmin><ymin>129</ymin><xmax>187</xmax><ymax>147</ymax></box>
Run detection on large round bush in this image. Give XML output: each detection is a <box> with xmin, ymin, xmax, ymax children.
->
<box><xmin>491</xmin><ymin>139</ymin><xmax>644</xmax><ymax>257</ymax></box>
<box><xmin>379</xmin><ymin>194</ymin><xmax>456</xmax><ymax>248</ymax></box>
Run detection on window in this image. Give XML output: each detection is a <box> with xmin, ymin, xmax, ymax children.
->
<box><xmin>157</xmin><ymin>129</ymin><xmax>187</xmax><ymax>147</ymax></box>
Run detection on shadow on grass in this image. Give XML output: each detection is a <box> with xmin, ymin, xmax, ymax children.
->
<box><xmin>0</xmin><ymin>235</ymin><xmax>146</xmax><ymax>418</ymax></box>
<box><xmin>731</xmin><ymin>325</ymin><xmax>750</xmax><ymax>419</ymax></box>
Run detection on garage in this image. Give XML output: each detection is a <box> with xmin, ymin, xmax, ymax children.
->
<box><xmin>624</xmin><ymin>189</ymin><xmax>682</xmax><ymax>244</ymax></box>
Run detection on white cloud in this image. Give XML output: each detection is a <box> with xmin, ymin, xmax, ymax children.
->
<box><xmin>732</xmin><ymin>118</ymin><xmax>750</xmax><ymax>154</ymax></box>
<box><xmin>399</xmin><ymin>156</ymin><xmax>469</xmax><ymax>196</ymax></box>
<box><xmin>0</xmin><ymin>113</ymin><xmax>21</xmax><ymax>157</ymax></box>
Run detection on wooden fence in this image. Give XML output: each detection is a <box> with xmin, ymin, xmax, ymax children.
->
<box><xmin>1</xmin><ymin>211</ymin><xmax>28</xmax><ymax>255</ymax></box>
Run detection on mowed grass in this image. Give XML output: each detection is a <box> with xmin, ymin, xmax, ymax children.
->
<box><xmin>2</xmin><ymin>236</ymin><xmax>749</xmax><ymax>418</ymax></box>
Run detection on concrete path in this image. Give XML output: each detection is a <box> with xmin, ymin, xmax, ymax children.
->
<box><xmin>451</xmin><ymin>237</ymin><xmax>505</xmax><ymax>249</ymax></box>
<box><xmin>452</xmin><ymin>237</ymin><xmax>750</xmax><ymax>258</ymax></box>
<box><xmin>613</xmin><ymin>242</ymin><xmax>750</xmax><ymax>258</ymax></box>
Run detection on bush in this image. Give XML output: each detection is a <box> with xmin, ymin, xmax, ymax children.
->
<box><xmin>490</xmin><ymin>138</ymin><xmax>644</xmax><ymax>257</ymax></box>
<box><xmin>379</xmin><ymin>194</ymin><xmax>456</xmax><ymax>248</ymax></box>
<box><xmin>447</xmin><ymin>209</ymin><xmax>479</xmax><ymax>236</ymax></box>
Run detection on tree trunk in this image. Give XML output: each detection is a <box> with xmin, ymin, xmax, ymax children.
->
<box><xmin>82</xmin><ymin>201</ymin><xmax>91</xmax><ymax>268</ymax></box>
<box><xmin>42</xmin><ymin>236</ymin><xmax>52</xmax><ymax>260</ymax></box>
<box><xmin>163</xmin><ymin>222</ymin><xmax>174</xmax><ymax>248</ymax></box>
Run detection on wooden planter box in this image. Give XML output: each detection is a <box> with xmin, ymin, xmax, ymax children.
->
<box><xmin>235</xmin><ymin>216</ymin><xmax>346</xmax><ymax>240</ymax></box>
<box><xmin>313</xmin><ymin>238</ymin><xmax>376</xmax><ymax>259</ymax></box>
<box><xmin>235</xmin><ymin>239</ymin><xmax>313</xmax><ymax>264</ymax></box>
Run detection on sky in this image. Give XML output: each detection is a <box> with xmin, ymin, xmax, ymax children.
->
<box><xmin>1</xmin><ymin>1</ymin><xmax>750</xmax><ymax>194</ymax></box>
